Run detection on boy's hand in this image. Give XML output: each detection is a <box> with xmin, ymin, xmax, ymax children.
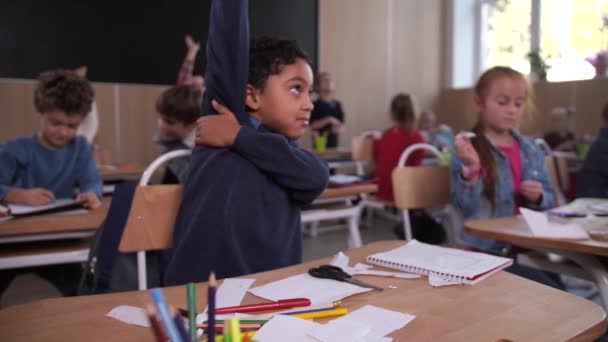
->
<box><xmin>185</xmin><ymin>35</ymin><xmax>200</xmax><ymax>60</ymax></box>
<box><xmin>76</xmin><ymin>192</ymin><xmax>101</xmax><ymax>209</ymax></box>
<box><xmin>195</xmin><ymin>100</ymin><xmax>241</xmax><ymax>147</ymax></box>
<box><xmin>5</xmin><ymin>188</ymin><xmax>55</xmax><ymax>206</ymax></box>
<box><xmin>520</xmin><ymin>180</ymin><xmax>543</xmax><ymax>203</ymax></box>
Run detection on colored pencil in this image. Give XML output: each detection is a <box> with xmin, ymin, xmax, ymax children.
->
<box><xmin>145</xmin><ymin>304</ymin><xmax>167</xmax><ymax>342</ymax></box>
<box><xmin>187</xmin><ymin>283</ymin><xmax>197</xmax><ymax>342</ymax></box>
<box><xmin>208</xmin><ymin>272</ymin><xmax>217</xmax><ymax>342</ymax></box>
<box><xmin>150</xmin><ymin>288</ymin><xmax>183</xmax><ymax>342</ymax></box>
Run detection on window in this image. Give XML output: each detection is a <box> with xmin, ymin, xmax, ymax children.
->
<box><xmin>483</xmin><ymin>0</ymin><xmax>608</xmax><ymax>82</ymax></box>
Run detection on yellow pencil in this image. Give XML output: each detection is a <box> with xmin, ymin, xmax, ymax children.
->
<box><xmin>201</xmin><ymin>331</ymin><xmax>256</xmax><ymax>342</ymax></box>
<box><xmin>291</xmin><ymin>307</ymin><xmax>349</xmax><ymax>320</ymax></box>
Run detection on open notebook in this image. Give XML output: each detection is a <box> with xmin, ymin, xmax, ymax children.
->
<box><xmin>366</xmin><ymin>240</ymin><xmax>512</xmax><ymax>285</ymax></box>
<box><xmin>8</xmin><ymin>198</ymin><xmax>86</xmax><ymax>217</ymax></box>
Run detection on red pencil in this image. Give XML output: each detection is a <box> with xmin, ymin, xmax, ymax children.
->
<box><xmin>215</xmin><ymin>298</ymin><xmax>311</xmax><ymax>314</ymax></box>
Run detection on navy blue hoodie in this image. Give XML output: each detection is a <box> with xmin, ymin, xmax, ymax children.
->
<box><xmin>163</xmin><ymin>0</ymin><xmax>329</xmax><ymax>285</ymax></box>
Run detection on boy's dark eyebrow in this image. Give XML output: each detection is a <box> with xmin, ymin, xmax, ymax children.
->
<box><xmin>286</xmin><ymin>76</ymin><xmax>310</xmax><ymax>84</ymax></box>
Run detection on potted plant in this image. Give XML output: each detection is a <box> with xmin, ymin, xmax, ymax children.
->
<box><xmin>526</xmin><ymin>50</ymin><xmax>550</xmax><ymax>82</ymax></box>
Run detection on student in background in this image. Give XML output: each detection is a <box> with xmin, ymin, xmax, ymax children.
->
<box><xmin>543</xmin><ymin>107</ymin><xmax>576</xmax><ymax>152</ymax></box>
<box><xmin>418</xmin><ymin>109</ymin><xmax>455</xmax><ymax>149</ymax></box>
<box><xmin>0</xmin><ymin>69</ymin><xmax>102</xmax><ymax>300</ymax></box>
<box><xmin>177</xmin><ymin>35</ymin><xmax>205</xmax><ymax>92</ymax></box>
<box><xmin>577</xmin><ymin>102</ymin><xmax>608</xmax><ymax>198</ymax></box>
<box><xmin>163</xmin><ymin>0</ymin><xmax>328</xmax><ymax>286</ymax></box>
<box><xmin>0</xmin><ymin>69</ymin><xmax>102</xmax><ymax>208</ymax></box>
<box><xmin>310</xmin><ymin>72</ymin><xmax>344</xmax><ymax>148</ymax></box>
<box><xmin>154</xmin><ymin>84</ymin><xmax>202</xmax><ymax>184</ymax></box>
<box><xmin>374</xmin><ymin>93</ymin><xmax>425</xmax><ymax>201</ymax></box>
<box><xmin>451</xmin><ymin>66</ymin><xmax>554</xmax><ymax>251</ymax></box>
<box><xmin>451</xmin><ymin>66</ymin><xmax>560</xmax><ymax>288</ymax></box>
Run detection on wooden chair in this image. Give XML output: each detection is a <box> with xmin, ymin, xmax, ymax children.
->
<box><xmin>391</xmin><ymin>143</ymin><xmax>452</xmax><ymax>241</ymax></box>
<box><xmin>351</xmin><ymin>130</ymin><xmax>380</xmax><ymax>176</ymax></box>
<box><xmin>118</xmin><ymin>149</ymin><xmax>189</xmax><ymax>290</ymax></box>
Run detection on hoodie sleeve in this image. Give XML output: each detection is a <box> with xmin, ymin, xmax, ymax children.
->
<box><xmin>201</xmin><ymin>0</ymin><xmax>250</xmax><ymax>127</ymax></box>
<box><xmin>232</xmin><ymin>126</ymin><xmax>329</xmax><ymax>205</ymax></box>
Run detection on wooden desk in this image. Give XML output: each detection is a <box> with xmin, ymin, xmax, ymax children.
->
<box><xmin>0</xmin><ymin>241</ymin><xmax>605</xmax><ymax>341</ymax></box>
<box><xmin>315</xmin><ymin>147</ymin><xmax>352</xmax><ymax>160</ymax></box>
<box><xmin>465</xmin><ymin>217</ymin><xmax>608</xmax><ymax>312</ymax></box>
<box><xmin>0</xmin><ymin>198</ymin><xmax>111</xmax><ymax>243</ymax></box>
<box><xmin>318</xmin><ymin>183</ymin><xmax>377</xmax><ymax>200</ymax></box>
<box><xmin>99</xmin><ymin>165</ymin><xmax>145</xmax><ymax>182</ymax></box>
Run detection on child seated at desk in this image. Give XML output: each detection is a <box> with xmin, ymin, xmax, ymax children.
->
<box><xmin>163</xmin><ymin>0</ymin><xmax>328</xmax><ymax>285</ymax></box>
<box><xmin>450</xmin><ymin>66</ymin><xmax>563</xmax><ymax>289</ymax></box>
<box><xmin>154</xmin><ymin>84</ymin><xmax>202</xmax><ymax>184</ymax></box>
<box><xmin>373</xmin><ymin>93</ymin><xmax>424</xmax><ymax>201</ymax></box>
<box><xmin>0</xmin><ymin>69</ymin><xmax>102</xmax><ymax>208</ymax></box>
<box><xmin>0</xmin><ymin>69</ymin><xmax>102</xmax><ymax>301</ymax></box>
<box><xmin>451</xmin><ymin>66</ymin><xmax>554</xmax><ymax>251</ymax></box>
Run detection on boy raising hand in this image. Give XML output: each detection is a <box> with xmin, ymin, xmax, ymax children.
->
<box><xmin>164</xmin><ymin>0</ymin><xmax>328</xmax><ymax>285</ymax></box>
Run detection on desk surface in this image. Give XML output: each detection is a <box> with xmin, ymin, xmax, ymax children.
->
<box><xmin>0</xmin><ymin>240</ymin><xmax>605</xmax><ymax>341</ymax></box>
<box><xmin>465</xmin><ymin>216</ymin><xmax>608</xmax><ymax>256</ymax></box>
<box><xmin>315</xmin><ymin>148</ymin><xmax>352</xmax><ymax>160</ymax></box>
<box><xmin>99</xmin><ymin>165</ymin><xmax>145</xmax><ymax>182</ymax></box>
<box><xmin>319</xmin><ymin>183</ymin><xmax>377</xmax><ymax>199</ymax></box>
<box><xmin>0</xmin><ymin>198</ymin><xmax>111</xmax><ymax>238</ymax></box>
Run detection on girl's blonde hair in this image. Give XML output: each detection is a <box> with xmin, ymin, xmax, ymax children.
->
<box><xmin>471</xmin><ymin>66</ymin><xmax>535</xmax><ymax>208</ymax></box>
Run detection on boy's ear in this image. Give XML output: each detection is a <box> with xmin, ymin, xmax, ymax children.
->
<box><xmin>245</xmin><ymin>84</ymin><xmax>261</xmax><ymax>112</ymax></box>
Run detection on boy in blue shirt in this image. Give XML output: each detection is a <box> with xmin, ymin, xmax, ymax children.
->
<box><xmin>0</xmin><ymin>70</ymin><xmax>102</xmax><ymax>208</ymax></box>
<box><xmin>163</xmin><ymin>0</ymin><xmax>329</xmax><ymax>285</ymax></box>
<box><xmin>0</xmin><ymin>70</ymin><xmax>102</xmax><ymax>300</ymax></box>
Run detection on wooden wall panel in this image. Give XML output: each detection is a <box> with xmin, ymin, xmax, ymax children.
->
<box><xmin>118</xmin><ymin>84</ymin><xmax>167</xmax><ymax>165</ymax></box>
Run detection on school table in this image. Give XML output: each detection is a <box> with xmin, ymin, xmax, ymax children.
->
<box><xmin>0</xmin><ymin>240</ymin><xmax>605</xmax><ymax>341</ymax></box>
<box><xmin>465</xmin><ymin>216</ymin><xmax>608</xmax><ymax>311</ymax></box>
<box><xmin>99</xmin><ymin>165</ymin><xmax>146</xmax><ymax>182</ymax></box>
<box><xmin>0</xmin><ymin>198</ymin><xmax>111</xmax><ymax>244</ymax></box>
<box><xmin>0</xmin><ymin>198</ymin><xmax>110</xmax><ymax>270</ymax></box>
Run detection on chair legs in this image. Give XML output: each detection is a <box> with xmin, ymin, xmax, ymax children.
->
<box><xmin>347</xmin><ymin>210</ymin><xmax>363</xmax><ymax>249</ymax></box>
<box><xmin>402</xmin><ymin>209</ymin><xmax>413</xmax><ymax>241</ymax></box>
<box><xmin>137</xmin><ymin>251</ymin><xmax>147</xmax><ymax>290</ymax></box>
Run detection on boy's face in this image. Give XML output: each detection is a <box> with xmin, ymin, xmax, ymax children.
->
<box><xmin>38</xmin><ymin>111</ymin><xmax>83</xmax><ymax>148</ymax></box>
<box><xmin>157</xmin><ymin>115</ymin><xmax>194</xmax><ymax>142</ymax></box>
<box><xmin>250</xmin><ymin>58</ymin><xmax>314</xmax><ymax>140</ymax></box>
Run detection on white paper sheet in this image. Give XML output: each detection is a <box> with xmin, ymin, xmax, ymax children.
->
<box><xmin>249</xmin><ymin>273</ymin><xmax>372</xmax><ymax>306</ymax></box>
<box><xmin>307</xmin><ymin>319</ymin><xmax>370</xmax><ymax>342</ymax></box>
<box><xmin>521</xmin><ymin>208</ymin><xmax>590</xmax><ymax>239</ymax></box>
<box><xmin>252</xmin><ymin>314</ymin><xmax>319</xmax><ymax>342</ymax></box>
<box><xmin>106</xmin><ymin>305</ymin><xmax>150</xmax><ymax>327</ymax></box>
<box><xmin>196</xmin><ymin>278</ymin><xmax>256</xmax><ymax>324</ymax></box>
<box><xmin>329</xmin><ymin>305</ymin><xmax>415</xmax><ymax>338</ymax></box>
<box><xmin>8</xmin><ymin>198</ymin><xmax>85</xmax><ymax>216</ymax></box>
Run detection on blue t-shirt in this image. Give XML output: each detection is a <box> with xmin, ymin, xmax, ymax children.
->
<box><xmin>0</xmin><ymin>134</ymin><xmax>103</xmax><ymax>201</ymax></box>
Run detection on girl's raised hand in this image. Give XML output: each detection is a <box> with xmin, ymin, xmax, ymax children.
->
<box><xmin>454</xmin><ymin>132</ymin><xmax>480</xmax><ymax>168</ymax></box>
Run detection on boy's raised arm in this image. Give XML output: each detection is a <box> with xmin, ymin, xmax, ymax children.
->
<box><xmin>202</xmin><ymin>0</ymin><xmax>250</xmax><ymax>126</ymax></box>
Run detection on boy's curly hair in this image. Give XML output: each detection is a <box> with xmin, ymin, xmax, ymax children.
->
<box><xmin>248</xmin><ymin>36</ymin><xmax>309</xmax><ymax>90</ymax></box>
<box><xmin>34</xmin><ymin>70</ymin><xmax>94</xmax><ymax>117</ymax></box>
<box><xmin>156</xmin><ymin>85</ymin><xmax>203</xmax><ymax>124</ymax></box>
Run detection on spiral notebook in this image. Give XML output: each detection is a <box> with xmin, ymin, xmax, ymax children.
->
<box><xmin>366</xmin><ymin>240</ymin><xmax>512</xmax><ymax>285</ymax></box>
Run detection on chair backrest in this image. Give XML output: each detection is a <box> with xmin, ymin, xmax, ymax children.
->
<box><xmin>351</xmin><ymin>131</ymin><xmax>380</xmax><ymax>162</ymax></box>
<box><xmin>118</xmin><ymin>149</ymin><xmax>190</xmax><ymax>290</ymax></box>
<box><xmin>544</xmin><ymin>156</ymin><xmax>569</xmax><ymax>206</ymax></box>
<box><xmin>392</xmin><ymin>143</ymin><xmax>450</xmax><ymax>210</ymax></box>
<box><xmin>118</xmin><ymin>184</ymin><xmax>182</xmax><ymax>253</ymax></box>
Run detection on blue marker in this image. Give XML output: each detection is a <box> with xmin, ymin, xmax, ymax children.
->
<box><xmin>150</xmin><ymin>288</ymin><xmax>183</xmax><ymax>342</ymax></box>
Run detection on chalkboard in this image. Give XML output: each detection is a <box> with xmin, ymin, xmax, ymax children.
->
<box><xmin>0</xmin><ymin>0</ymin><xmax>318</xmax><ymax>85</ymax></box>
